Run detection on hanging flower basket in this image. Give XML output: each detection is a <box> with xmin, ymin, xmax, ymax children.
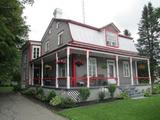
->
<box><xmin>75</xmin><ymin>60</ymin><xmax>84</xmax><ymax>67</ymax></box>
<box><xmin>138</xmin><ymin>64</ymin><xmax>145</xmax><ymax>69</ymax></box>
<box><xmin>45</xmin><ymin>65</ymin><xmax>52</xmax><ymax>70</ymax></box>
<box><xmin>57</xmin><ymin>59</ymin><xmax>66</xmax><ymax>64</ymax></box>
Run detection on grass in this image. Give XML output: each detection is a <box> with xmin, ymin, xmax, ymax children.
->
<box><xmin>0</xmin><ymin>86</ymin><xmax>13</xmax><ymax>93</ymax></box>
<box><xmin>59</xmin><ymin>96</ymin><xmax>160</xmax><ymax>120</ymax></box>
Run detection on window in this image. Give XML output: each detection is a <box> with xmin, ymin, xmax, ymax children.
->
<box><xmin>106</xmin><ymin>32</ymin><xmax>118</xmax><ymax>47</ymax></box>
<box><xmin>56</xmin><ymin>22</ymin><xmax>60</xmax><ymax>29</ymax></box>
<box><xmin>107</xmin><ymin>60</ymin><xmax>116</xmax><ymax>77</ymax></box>
<box><xmin>48</xmin><ymin>28</ymin><xmax>52</xmax><ymax>34</ymax></box>
<box><xmin>59</xmin><ymin>64</ymin><xmax>66</xmax><ymax>77</ymax></box>
<box><xmin>45</xmin><ymin>41</ymin><xmax>49</xmax><ymax>52</ymax></box>
<box><xmin>58</xmin><ymin>31</ymin><xmax>64</xmax><ymax>45</ymax></box>
<box><xmin>89</xmin><ymin>58</ymin><xmax>97</xmax><ymax>77</ymax></box>
<box><xmin>123</xmin><ymin>61</ymin><xmax>130</xmax><ymax>77</ymax></box>
<box><xmin>32</xmin><ymin>46</ymin><xmax>40</xmax><ymax>59</ymax></box>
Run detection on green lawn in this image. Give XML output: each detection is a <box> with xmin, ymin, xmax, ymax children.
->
<box><xmin>0</xmin><ymin>87</ymin><xmax>13</xmax><ymax>93</ymax></box>
<box><xmin>60</xmin><ymin>96</ymin><xmax>160</xmax><ymax>120</ymax></box>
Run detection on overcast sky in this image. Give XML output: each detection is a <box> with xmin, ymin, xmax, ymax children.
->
<box><xmin>23</xmin><ymin>0</ymin><xmax>160</xmax><ymax>41</ymax></box>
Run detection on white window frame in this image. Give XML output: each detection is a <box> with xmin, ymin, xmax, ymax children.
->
<box><xmin>32</xmin><ymin>46</ymin><xmax>41</xmax><ymax>59</ymax></box>
<box><xmin>56</xmin><ymin>22</ymin><xmax>60</xmax><ymax>29</ymax></box>
<box><xmin>106</xmin><ymin>32</ymin><xmax>118</xmax><ymax>47</ymax></box>
<box><xmin>107</xmin><ymin>60</ymin><xmax>116</xmax><ymax>78</ymax></box>
<box><xmin>48</xmin><ymin>28</ymin><xmax>52</xmax><ymax>34</ymax></box>
<box><xmin>58</xmin><ymin>31</ymin><xmax>64</xmax><ymax>45</ymax></box>
<box><xmin>123</xmin><ymin>61</ymin><xmax>130</xmax><ymax>77</ymax></box>
<box><xmin>89</xmin><ymin>57</ymin><xmax>97</xmax><ymax>77</ymax></box>
<box><xmin>44</xmin><ymin>41</ymin><xmax>49</xmax><ymax>52</ymax></box>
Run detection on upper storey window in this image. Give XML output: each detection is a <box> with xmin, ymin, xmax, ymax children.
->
<box><xmin>106</xmin><ymin>32</ymin><xmax>118</xmax><ymax>47</ymax></box>
<box><xmin>32</xmin><ymin>46</ymin><xmax>41</xmax><ymax>59</ymax></box>
<box><xmin>58</xmin><ymin>31</ymin><xmax>64</xmax><ymax>45</ymax></box>
<box><xmin>45</xmin><ymin>41</ymin><xmax>49</xmax><ymax>52</ymax></box>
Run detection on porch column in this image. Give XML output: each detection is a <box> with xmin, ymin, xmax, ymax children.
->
<box><xmin>86</xmin><ymin>50</ymin><xmax>90</xmax><ymax>88</ymax></box>
<box><xmin>116</xmin><ymin>55</ymin><xmax>120</xmax><ymax>86</ymax></box>
<box><xmin>130</xmin><ymin>57</ymin><xmax>134</xmax><ymax>85</ymax></box>
<box><xmin>66</xmin><ymin>47</ymin><xmax>70</xmax><ymax>89</ymax></box>
<box><xmin>31</xmin><ymin>63</ymin><xmax>34</xmax><ymax>85</ymax></box>
<box><xmin>135</xmin><ymin>60</ymin><xmax>139</xmax><ymax>85</ymax></box>
<box><xmin>41</xmin><ymin>59</ymin><xmax>44</xmax><ymax>86</ymax></box>
<box><xmin>147</xmin><ymin>59</ymin><xmax>151</xmax><ymax>84</ymax></box>
<box><xmin>55</xmin><ymin>52</ymin><xmax>59</xmax><ymax>88</ymax></box>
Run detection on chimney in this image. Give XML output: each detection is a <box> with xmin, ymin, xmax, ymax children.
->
<box><xmin>53</xmin><ymin>8</ymin><xmax>62</xmax><ymax>18</ymax></box>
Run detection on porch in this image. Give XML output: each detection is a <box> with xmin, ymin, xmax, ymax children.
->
<box><xmin>29</xmin><ymin>46</ymin><xmax>151</xmax><ymax>89</ymax></box>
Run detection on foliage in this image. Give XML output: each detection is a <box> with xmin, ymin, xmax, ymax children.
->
<box><xmin>0</xmin><ymin>87</ymin><xmax>13</xmax><ymax>93</ymax></box>
<box><xmin>35</xmin><ymin>87</ymin><xmax>46</xmax><ymax>101</ymax></box>
<box><xmin>22</xmin><ymin>88</ymin><xmax>35</xmax><ymax>96</ymax></box>
<box><xmin>144</xmin><ymin>91</ymin><xmax>151</xmax><ymax>97</ymax></box>
<box><xmin>136</xmin><ymin>2</ymin><xmax>160</xmax><ymax>84</ymax></box>
<box><xmin>60</xmin><ymin>97</ymin><xmax>75</xmax><ymax>108</ymax></box>
<box><xmin>101</xmin><ymin>63</ymin><xmax>107</xmax><ymax>69</ymax></box>
<box><xmin>152</xmin><ymin>84</ymin><xmax>160</xmax><ymax>94</ymax></box>
<box><xmin>49</xmin><ymin>96</ymin><xmax>62</xmax><ymax>106</ymax></box>
<box><xmin>0</xmin><ymin>0</ymin><xmax>33</xmax><ymax>85</ymax></box>
<box><xmin>98</xmin><ymin>91</ymin><xmax>106</xmax><ymax>101</ymax></box>
<box><xmin>79</xmin><ymin>88</ymin><xmax>90</xmax><ymax>101</ymax></box>
<box><xmin>108</xmin><ymin>84</ymin><xmax>116</xmax><ymax>98</ymax></box>
<box><xmin>60</xmin><ymin>96</ymin><xmax>160</xmax><ymax>120</ymax></box>
<box><xmin>46</xmin><ymin>90</ymin><xmax>56</xmax><ymax>102</ymax></box>
<box><xmin>119</xmin><ymin>91</ymin><xmax>130</xmax><ymax>99</ymax></box>
<box><xmin>123</xmin><ymin>29</ymin><xmax>131</xmax><ymax>36</ymax></box>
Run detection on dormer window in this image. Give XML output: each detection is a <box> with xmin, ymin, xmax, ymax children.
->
<box><xmin>106</xmin><ymin>32</ymin><xmax>118</xmax><ymax>47</ymax></box>
<box><xmin>32</xmin><ymin>46</ymin><xmax>41</xmax><ymax>59</ymax></box>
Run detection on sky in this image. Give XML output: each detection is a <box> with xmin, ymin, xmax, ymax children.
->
<box><xmin>23</xmin><ymin>0</ymin><xmax>160</xmax><ymax>41</ymax></box>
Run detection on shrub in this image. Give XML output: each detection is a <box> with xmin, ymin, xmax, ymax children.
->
<box><xmin>152</xmin><ymin>84</ymin><xmax>160</xmax><ymax>94</ymax></box>
<box><xmin>144</xmin><ymin>88</ymin><xmax>152</xmax><ymax>97</ymax></box>
<box><xmin>23</xmin><ymin>89</ymin><xmax>35</xmax><ymax>96</ymax></box>
<box><xmin>119</xmin><ymin>91</ymin><xmax>130</xmax><ymax>99</ymax></box>
<box><xmin>98</xmin><ymin>91</ymin><xmax>105</xmax><ymax>101</ymax></box>
<box><xmin>35</xmin><ymin>87</ymin><xmax>46</xmax><ymax>101</ymax></box>
<box><xmin>79</xmin><ymin>88</ymin><xmax>90</xmax><ymax>101</ymax></box>
<box><xmin>46</xmin><ymin>90</ymin><xmax>56</xmax><ymax>102</ymax></box>
<box><xmin>49</xmin><ymin>96</ymin><xmax>62</xmax><ymax>106</ymax></box>
<box><xmin>13</xmin><ymin>85</ymin><xmax>21</xmax><ymax>92</ymax></box>
<box><xmin>60</xmin><ymin>97</ymin><xmax>75</xmax><ymax>108</ymax></box>
<box><xmin>108</xmin><ymin>84</ymin><xmax>116</xmax><ymax>98</ymax></box>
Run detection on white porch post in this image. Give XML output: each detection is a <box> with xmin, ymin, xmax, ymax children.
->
<box><xmin>31</xmin><ymin>63</ymin><xmax>34</xmax><ymax>85</ymax></box>
<box><xmin>116</xmin><ymin>55</ymin><xmax>120</xmax><ymax>86</ymax></box>
<box><xmin>66</xmin><ymin>47</ymin><xmax>70</xmax><ymax>89</ymax></box>
<box><xmin>130</xmin><ymin>57</ymin><xmax>134</xmax><ymax>85</ymax></box>
<box><xmin>41</xmin><ymin>59</ymin><xmax>44</xmax><ymax>86</ymax></box>
<box><xmin>56</xmin><ymin>52</ymin><xmax>59</xmax><ymax>88</ymax></box>
<box><xmin>86</xmin><ymin>50</ymin><xmax>90</xmax><ymax>88</ymax></box>
<box><xmin>147</xmin><ymin>59</ymin><xmax>152</xmax><ymax>84</ymax></box>
<box><xmin>135</xmin><ymin>60</ymin><xmax>139</xmax><ymax>85</ymax></box>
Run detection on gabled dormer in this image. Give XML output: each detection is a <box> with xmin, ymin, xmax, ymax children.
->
<box><xmin>101</xmin><ymin>23</ymin><xmax>120</xmax><ymax>48</ymax></box>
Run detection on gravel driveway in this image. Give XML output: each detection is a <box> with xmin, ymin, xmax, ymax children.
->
<box><xmin>0</xmin><ymin>93</ymin><xmax>67</xmax><ymax>120</ymax></box>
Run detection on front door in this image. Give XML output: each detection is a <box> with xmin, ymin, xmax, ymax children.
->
<box><xmin>107</xmin><ymin>60</ymin><xmax>116</xmax><ymax>84</ymax></box>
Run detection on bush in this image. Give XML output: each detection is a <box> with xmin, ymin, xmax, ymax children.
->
<box><xmin>79</xmin><ymin>88</ymin><xmax>90</xmax><ymax>101</ymax></box>
<box><xmin>119</xmin><ymin>91</ymin><xmax>130</xmax><ymax>99</ymax></box>
<box><xmin>60</xmin><ymin>97</ymin><xmax>75</xmax><ymax>108</ymax></box>
<box><xmin>152</xmin><ymin>84</ymin><xmax>160</xmax><ymax>94</ymax></box>
<box><xmin>49</xmin><ymin>96</ymin><xmax>62</xmax><ymax>106</ymax></box>
<box><xmin>13</xmin><ymin>85</ymin><xmax>21</xmax><ymax>92</ymax></box>
<box><xmin>98</xmin><ymin>91</ymin><xmax>105</xmax><ymax>101</ymax></box>
<box><xmin>23</xmin><ymin>89</ymin><xmax>35</xmax><ymax>96</ymax></box>
<box><xmin>108</xmin><ymin>84</ymin><xmax>116</xmax><ymax>98</ymax></box>
<box><xmin>144</xmin><ymin>88</ymin><xmax>152</xmax><ymax>97</ymax></box>
<box><xmin>35</xmin><ymin>87</ymin><xmax>46</xmax><ymax>101</ymax></box>
<box><xmin>46</xmin><ymin>90</ymin><xmax>56</xmax><ymax>102</ymax></box>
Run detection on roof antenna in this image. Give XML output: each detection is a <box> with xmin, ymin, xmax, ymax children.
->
<box><xmin>82</xmin><ymin>0</ymin><xmax>85</xmax><ymax>24</ymax></box>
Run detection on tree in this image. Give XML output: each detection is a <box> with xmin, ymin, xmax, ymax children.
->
<box><xmin>136</xmin><ymin>2</ymin><xmax>160</xmax><ymax>85</ymax></box>
<box><xmin>0</xmin><ymin>0</ymin><xmax>33</xmax><ymax>85</ymax></box>
<box><xmin>123</xmin><ymin>29</ymin><xmax>131</xmax><ymax>36</ymax></box>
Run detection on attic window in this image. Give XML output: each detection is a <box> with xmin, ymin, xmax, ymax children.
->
<box><xmin>106</xmin><ymin>32</ymin><xmax>118</xmax><ymax>47</ymax></box>
<box><xmin>58</xmin><ymin>31</ymin><xmax>64</xmax><ymax>45</ymax></box>
<box><xmin>48</xmin><ymin>28</ymin><xmax>52</xmax><ymax>34</ymax></box>
<box><xmin>56</xmin><ymin>22</ymin><xmax>60</xmax><ymax>29</ymax></box>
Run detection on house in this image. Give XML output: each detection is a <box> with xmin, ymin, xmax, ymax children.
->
<box><xmin>21</xmin><ymin>17</ymin><xmax>151</xmax><ymax>99</ymax></box>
